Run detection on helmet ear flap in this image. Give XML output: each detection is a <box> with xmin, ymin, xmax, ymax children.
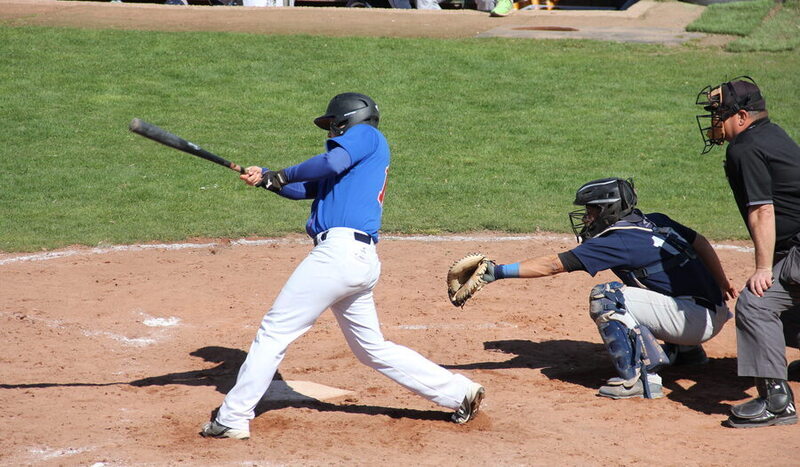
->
<box><xmin>619</xmin><ymin>178</ymin><xmax>637</xmax><ymax>213</ymax></box>
<box><xmin>315</xmin><ymin>93</ymin><xmax>380</xmax><ymax>136</ymax></box>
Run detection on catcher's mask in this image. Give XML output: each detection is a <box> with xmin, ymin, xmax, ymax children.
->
<box><xmin>695</xmin><ymin>75</ymin><xmax>765</xmax><ymax>154</ymax></box>
<box><xmin>314</xmin><ymin>92</ymin><xmax>380</xmax><ymax>137</ymax></box>
<box><xmin>569</xmin><ymin>177</ymin><xmax>637</xmax><ymax>243</ymax></box>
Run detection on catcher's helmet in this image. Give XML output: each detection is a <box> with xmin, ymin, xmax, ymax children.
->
<box><xmin>695</xmin><ymin>76</ymin><xmax>765</xmax><ymax>154</ymax></box>
<box><xmin>569</xmin><ymin>178</ymin><xmax>637</xmax><ymax>243</ymax></box>
<box><xmin>314</xmin><ymin>93</ymin><xmax>380</xmax><ymax>136</ymax></box>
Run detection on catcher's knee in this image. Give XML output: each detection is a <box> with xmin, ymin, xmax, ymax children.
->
<box><xmin>589</xmin><ymin>281</ymin><xmax>627</xmax><ymax>323</ymax></box>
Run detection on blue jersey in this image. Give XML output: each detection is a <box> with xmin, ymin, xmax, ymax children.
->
<box><xmin>279</xmin><ymin>124</ymin><xmax>389</xmax><ymax>241</ymax></box>
<box><xmin>570</xmin><ymin>212</ymin><xmax>723</xmax><ymax>306</ymax></box>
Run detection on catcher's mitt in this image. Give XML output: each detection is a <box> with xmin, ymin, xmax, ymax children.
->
<box><xmin>447</xmin><ymin>253</ymin><xmax>494</xmax><ymax>307</ymax></box>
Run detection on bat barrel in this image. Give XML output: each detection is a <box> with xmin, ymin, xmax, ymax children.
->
<box><xmin>129</xmin><ymin>118</ymin><xmax>246</xmax><ymax>174</ymax></box>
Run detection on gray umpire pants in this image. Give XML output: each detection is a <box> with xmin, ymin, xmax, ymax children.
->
<box><xmin>734</xmin><ymin>254</ymin><xmax>800</xmax><ymax>380</ymax></box>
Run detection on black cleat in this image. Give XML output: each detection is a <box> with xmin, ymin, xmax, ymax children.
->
<box><xmin>725</xmin><ymin>378</ymin><xmax>798</xmax><ymax>428</ymax></box>
<box><xmin>662</xmin><ymin>343</ymin><xmax>709</xmax><ymax>366</ymax></box>
<box><xmin>788</xmin><ymin>360</ymin><xmax>800</xmax><ymax>382</ymax></box>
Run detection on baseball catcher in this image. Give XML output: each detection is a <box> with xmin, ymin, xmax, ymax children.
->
<box><xmin>447</xmin><ymin>177</ymin><xmax>739</xmax><ymax>400</ymax></box>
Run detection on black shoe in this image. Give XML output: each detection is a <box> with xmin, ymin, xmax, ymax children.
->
<box><xmin>788</xmin><ymin>360</ymin><xmax>800</xmax><ymax>382</ymax></box>
<box><xmin>724</xmin><ymin>378</ymin><xmax>798</xmax><ymax>428</ymax></box>
<box><xmin>662</xmin><ymin>343</ymin><xmax>709</xmax><ymax>366</ymax></box>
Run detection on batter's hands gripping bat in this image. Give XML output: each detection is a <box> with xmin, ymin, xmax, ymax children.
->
<box><xmin>129</xmin><ymin>118</ymin><xmax>245</xmax><ymax>174</ymax></box>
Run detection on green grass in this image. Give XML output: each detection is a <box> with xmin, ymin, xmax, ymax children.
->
<box><xmin>1</xmin><ymin>26</ymin><xmax>799</xmax><ymax>252</ymax></box>
<box><xmin>687</xmin><ymin>0</ymin><xmax>800</xmax><ymax>52</ymax></box>
<box><xmin>687</xmin><ymin>0</ymin><xmax>775</xmax><ymax>36</ymax></box>
<box><xmin>728</xmin><ymin>0</ymin><xmax>800</xmax><ymax>52</ymax></box>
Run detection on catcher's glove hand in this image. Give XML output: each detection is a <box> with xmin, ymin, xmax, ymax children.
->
<box><xmin>447</xmin><ymin>253</ymin><xmax>496</xmax><ymax>307</ymax></box>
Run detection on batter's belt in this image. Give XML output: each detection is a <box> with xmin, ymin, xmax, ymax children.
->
<box><xmin>314</xmin><ymin>229</ymin><xmax>374</xmax><ymax>246</ymax></box>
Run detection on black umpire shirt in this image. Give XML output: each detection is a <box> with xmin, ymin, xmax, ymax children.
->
<box><xmin>724</xmin><ymin>117</ymin><xmax>800</xmax><ymax>252</ymax></box>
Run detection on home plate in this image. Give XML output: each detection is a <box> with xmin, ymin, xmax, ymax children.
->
<box><xmin>264</xmin><ymin>380</ymin><xmax>354</xmax><ymax>402</ymax></box>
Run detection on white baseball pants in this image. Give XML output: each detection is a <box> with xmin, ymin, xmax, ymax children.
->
<box><xmin>216</xmin><ymin>227</ymin><xmax>473</xmax><ymax>431</ymax></box>
<box><xmin>621</xmin><ymin>286</ymin><xmax>732</xmax><ymax>346</ymax></box>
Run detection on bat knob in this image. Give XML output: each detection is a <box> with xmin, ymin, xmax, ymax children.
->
<box><xmin>129</xmin><ymin>118</ymin><xmax>143</xmax><ymax>132</ymax></box>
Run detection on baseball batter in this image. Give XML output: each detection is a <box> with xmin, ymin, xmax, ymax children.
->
<box><xmin>201</xmin><ymin>93</ymin><xmax>484</xmax><ymax>440</ymax></box>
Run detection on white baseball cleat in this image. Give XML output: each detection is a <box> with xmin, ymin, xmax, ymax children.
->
<box><xmin>451</xmin><ymin>382</ymin><xmax>485</xmax><ymax>424</ymax></box>
<box><xmin>201</xmin><ymin>420</ymin><xmax>250</xmax><ymax>440</ymax></box>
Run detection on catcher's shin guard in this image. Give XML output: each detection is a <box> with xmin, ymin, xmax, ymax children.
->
<box><xmin>589</xmin><ymin>282</ymin><xmax>667</xmax><ymax>399</ymax></box>
<box><xmin>629</xmin><ymin>326</ymin><xmax>669</xmax><ymax>399</ymax></box>
<box><xmin>590</xmin><ymin>282</ymin><xmax>639</xmax><ymax>384</ymax></box>
<box><xmin>636</xmin><ymin>324</ymin><xmax>670</xmax><ymax>374</ymax></box>
<box><xmin>596</xmin><ymin>319</ymin><xmax>639</xmax><ymax>383</ymax></box>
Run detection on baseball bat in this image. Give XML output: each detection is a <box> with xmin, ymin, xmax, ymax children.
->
<box><xmin>129</xmin><ymin>118</ymin><xmax>245</xmax><ymax>174</ymax></box>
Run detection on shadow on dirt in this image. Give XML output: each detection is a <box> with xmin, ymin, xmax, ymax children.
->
<box><xmin>0</xmin><ymin>346</ymin><xmax>244</xmax><ymax>392</ymax></box>
<box><xmin>445</xmin><ymin>338</ymin><xmax>754</xmax><ymax>416</ymax></box>
<box><xmin>253</xmin><ymin>399</ymin><xmax>450</xmax><ymax>422</ymax></box>
<box><xmin>1</xmin><ymin>342</ymin><xmax>758</xmax><ymax>419</ymax></box>
<box><xmin>0</xmin><ymin>345</ymin><xmax>450</xmax><ymax>423</ymax></box>
<box><xmin>129</xmin><ymin>345</ymin><xmax>245</xmax><ymax>393</ymax></box>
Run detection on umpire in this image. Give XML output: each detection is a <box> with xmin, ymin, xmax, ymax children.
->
<box><xmin>696</xmin><ymin>76</ymin><xmax>800</xmax><ymax>428</ymax></box>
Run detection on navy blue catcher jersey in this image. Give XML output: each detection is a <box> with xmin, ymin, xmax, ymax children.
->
<box><xmin>569</xmin><ymin>212</ymin><xmax>723</xmax><ymax>306</ymax></box>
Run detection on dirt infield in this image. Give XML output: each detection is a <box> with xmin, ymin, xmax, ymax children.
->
<box><xmin>2</xmin><ymin>234</ymin><xmax>799</xmax><ymax>465</ymax></box>
<box><xmin>1</xmin><ymin>2</ymin><xmax>794</xmax><ymax>464</ymax></box>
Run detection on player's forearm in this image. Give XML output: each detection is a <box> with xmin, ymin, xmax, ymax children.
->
<box><xmin>276</xmin><ymin>182</ymin><xmax>314</xmax><ymax>200</ymax></box>
<box><xmin>495</xmin><ymin>255</ymin><xmax>565</xmax><ymax>279</ymax></box>
<box><xmin>692</xmin><ymin>233</ymin><xmax>733</xmax><ymax>291</ymax></box>
<box><xmin>283</xmin><ymin>147</ymin><xmax>352</xmax><ymax>182</ymax></box>
<box><xmin>747</xmin><ymin>204</ymin><xmax>776</xmax><ymax>269</ymax></box>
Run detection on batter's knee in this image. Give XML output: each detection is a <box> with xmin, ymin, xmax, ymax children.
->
<box><xmin>348</xmin><ymin>339</ymin><xmax>392</xmax><ymax>366</ymax></box>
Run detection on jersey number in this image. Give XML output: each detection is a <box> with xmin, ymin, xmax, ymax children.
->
<box><xmin>377</xmin><ymin>167</ymin><xmax>389</xmax><ymax>206</ymax></box>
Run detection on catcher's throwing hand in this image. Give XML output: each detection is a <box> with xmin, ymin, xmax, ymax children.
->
<box><xmin>447</xmin><ymin>253</ymin><xmax>497</xmax><ymax>307</ymax></box>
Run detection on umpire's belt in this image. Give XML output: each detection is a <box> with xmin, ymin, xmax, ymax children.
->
<box><xmin>314</xmin><ymin>229</ymin><xmax>374</xmax><ymax>246</ymax></box>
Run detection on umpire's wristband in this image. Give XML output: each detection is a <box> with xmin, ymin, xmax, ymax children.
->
<box><xmin>494</xmin><ymin>263</ymin><xmax>520</xmax><ymax>279</ymax></box>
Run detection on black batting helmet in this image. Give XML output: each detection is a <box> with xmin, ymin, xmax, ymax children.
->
<box><xmin>569</xmin><ymin>178</ymin><xmax>637</xmax><ymax>242</ymax></box>
<box><xmin>314</xmin><ymin>93</ymin><xmax>380</xmax><ymax>136</ymax></box>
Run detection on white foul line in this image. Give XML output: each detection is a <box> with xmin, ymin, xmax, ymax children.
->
<box><xmin>0</xmin><ymin>234</ymin><xmax>753</xmax><ymax>267</ymax></box>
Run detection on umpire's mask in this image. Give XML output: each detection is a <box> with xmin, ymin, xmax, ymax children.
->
<box><xmin>695</xmin><ymin>75</ymin><xmax>765</xmax><ymax>154</ymax></box>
